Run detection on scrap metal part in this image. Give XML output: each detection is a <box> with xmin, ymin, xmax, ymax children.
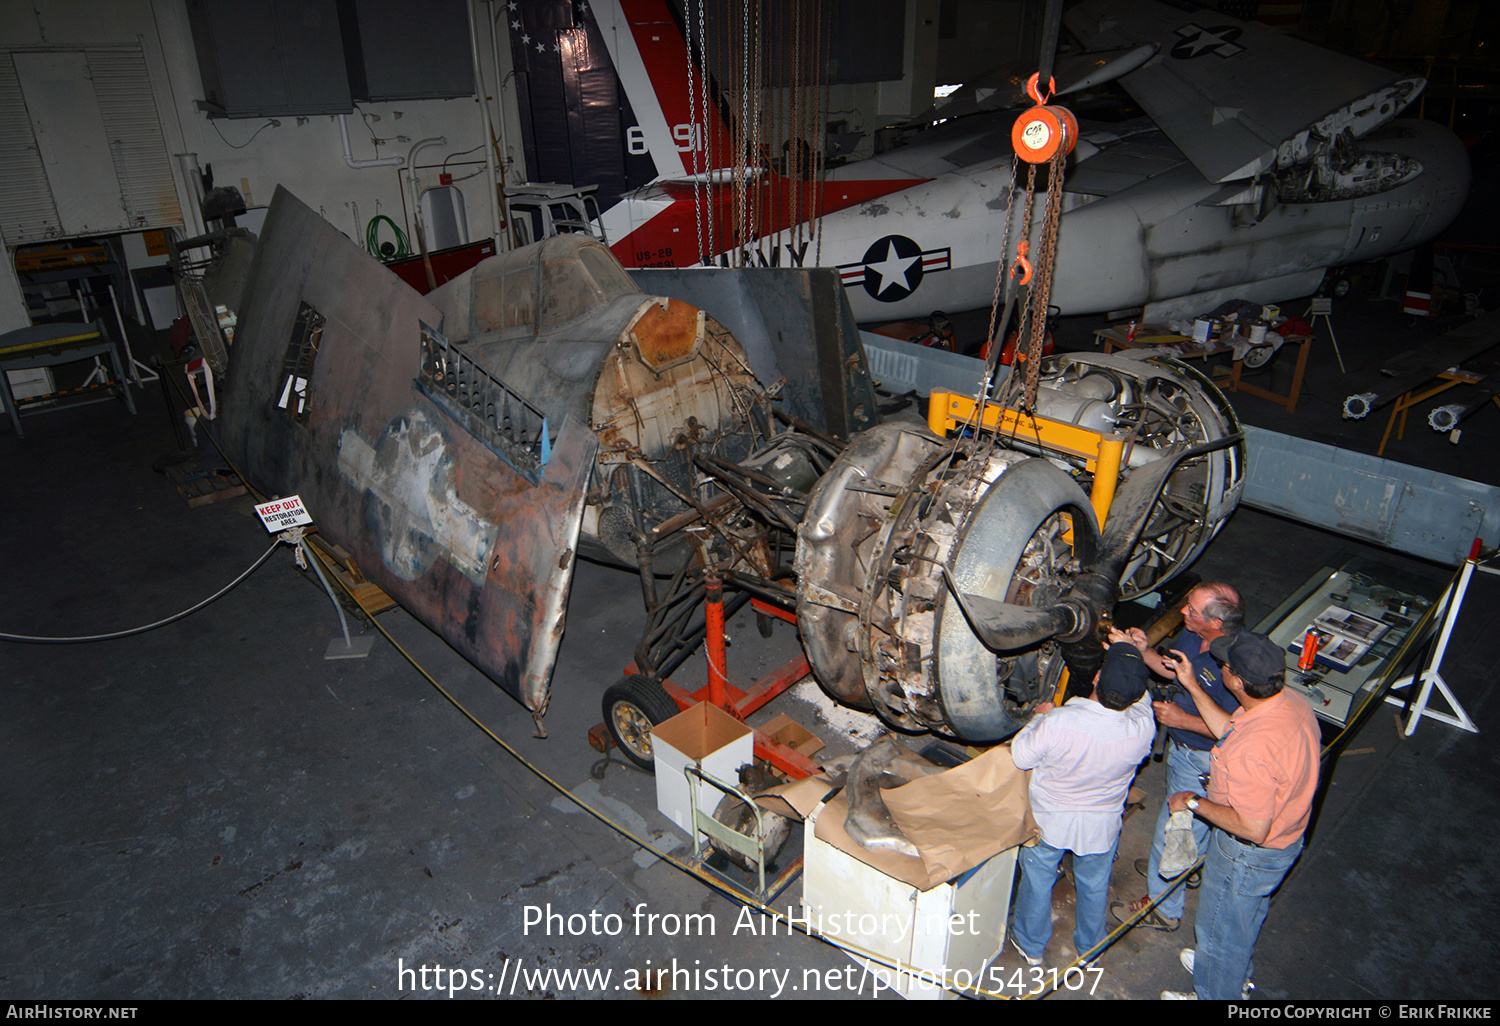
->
<box><xmin>813</xmin><ymin>737</ymin><xmax>946</xmax><ymax>857</ymax></box>
<box><xmin>423</xmin><ymin>232</ymin><xmax>771</xmax><ymax>570</ymax></box>
<box><xmin>708</xmin><ymin>762</ymin><xmax>793</xmax><ymax>873</ymax></box>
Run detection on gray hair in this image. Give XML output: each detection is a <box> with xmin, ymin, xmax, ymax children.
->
<box><xmin>1197</xmin><ymin>582</ymin><xmax>1244</xmax><ymax>633</ymax></box>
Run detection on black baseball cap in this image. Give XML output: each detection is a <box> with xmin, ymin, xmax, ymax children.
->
<box><xmin>1097</xmin><ymin>641</ymin><xmax>1149</xmax><ymax>705</ymax></box>
<box><xmin>1209</xmin><ymin>631</ymin><xmax>1286</xmax><ymax>688</ymax></box>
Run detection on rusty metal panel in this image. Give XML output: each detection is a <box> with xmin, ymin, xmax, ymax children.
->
<box><xmin>220</xmin><ymin>187</ymin><xmax>597</xmax><ymax>718</ymax></box>
<box><xmin>628</xmin><ymin>266</ymin><xmax>882</xmax><ymax>439</ymax></box>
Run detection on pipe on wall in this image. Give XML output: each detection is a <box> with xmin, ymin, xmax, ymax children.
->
<box><xmin>468</xmin><ymin>0</ymin><xmax>501</xmax><ymax>244</ymax></box>
<box><xmin>338</xmin><ymin>114</ymin><xmax>405</xmax><ymax>169</ymax></box>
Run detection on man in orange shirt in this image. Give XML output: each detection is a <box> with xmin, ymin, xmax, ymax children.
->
<box><xmin>1159</xmin><ymin>631</ymin><xmax>1321</xmax><ymax>1001</ymax></box>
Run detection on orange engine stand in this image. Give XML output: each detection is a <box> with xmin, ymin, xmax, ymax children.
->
<box><xmin>617</xmin><ymin>594</ymin><xmax>820</xmax><ymax>779</ymax></box>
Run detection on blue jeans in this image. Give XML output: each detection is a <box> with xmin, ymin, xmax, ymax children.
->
<box><xmin>1193</xmin><ymin>829</ymin><xmax>1303</xmax><ymax>1000</ymax></box>
<box><xmin>1148</xmin><ymin>742</ymin><xmax>1213</xmax><ymax>918</ymax></box>
<box><xmin>1012</xmin><ymin>836</ymin><xmax>1119</xmax><ymax>961</ymax></box>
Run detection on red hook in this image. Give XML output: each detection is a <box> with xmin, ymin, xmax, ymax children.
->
<box><xmin>1025</xmin><ymin>72</ymin><xmax>1057</xmax><ymax>107</ymax></box>
<box><xmin>1010</xmin><ymin>240</ymin><xmax>1033</xmax><ymax>285</ymax></box>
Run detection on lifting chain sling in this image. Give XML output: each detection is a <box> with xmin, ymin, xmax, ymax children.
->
<box><xmin>988</xmin><ymin>73</ymin><xmax>1076</xmax><ymax>413</ymax></box>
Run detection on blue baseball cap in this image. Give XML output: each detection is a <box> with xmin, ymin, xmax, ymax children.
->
<box><xmin>1209</xmin><ymin>631</ymin><xmax>1286</xmax><ymax>688</ymax></box>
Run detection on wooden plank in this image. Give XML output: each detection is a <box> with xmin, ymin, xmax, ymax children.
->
<box><xmin>185</xmin><ymin>480</ymin><xmax>247</xmax><ymax>508</ymax></box>
<box><xmin>306</xmin><ymin>535</ymin><xmax>395</xmax><ymax>614</ymax></box>
<box><xmin>164</xmin><ymin>464</ymin><xmax>248</xmax><ymax>507</ymax></box>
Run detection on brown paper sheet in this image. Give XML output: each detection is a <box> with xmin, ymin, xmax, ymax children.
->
<box><xmin>811</xmin><ymin>791</ymin><xmax>939</xmax><ymax>890</ymax></box>
<box><xmin>752</xmin><ymin>772</ymin><xmax>838</xmax><ymax>821</ymax></box>
<box><xmin>881</xmin><ymin>745</ymin><xmax>1039</xmax><ymax>886</ymax></box>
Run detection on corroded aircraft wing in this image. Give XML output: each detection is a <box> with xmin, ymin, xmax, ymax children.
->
<box><xmin>220</xmin><ymin>188</ymin><xmax>597</xmax><ymax>724</ymax></box>
<box><xmin>1066</xmin><ymin>0</ymin><xmax>1425</xmax><ymax>183</ymax></box>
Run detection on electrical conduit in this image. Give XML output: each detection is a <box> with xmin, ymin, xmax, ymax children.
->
<box><xmin>338</xmin><ymin>113</ymin><xmax>405</xmax><ymax>169</ymax></box>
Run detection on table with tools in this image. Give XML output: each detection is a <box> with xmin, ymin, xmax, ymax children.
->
<box><xmin>1092</xmin><ymin>324</ymin><xmax>1314</xmax><ymax>413</ymax></box>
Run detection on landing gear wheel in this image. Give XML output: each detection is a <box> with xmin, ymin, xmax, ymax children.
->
<box><xmin>602</xmin><ymin>675</ymin><xmax>680</xmax><ymax>772</ymax></box>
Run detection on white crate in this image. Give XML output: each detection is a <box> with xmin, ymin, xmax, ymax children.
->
<box><xmin>803</xmin><ymin>800</ymin><xmax>1018</xmax><ymax>1000</ymax></box>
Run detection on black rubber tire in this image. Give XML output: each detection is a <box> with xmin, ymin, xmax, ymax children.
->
<box><xmin>602</xmin><ymin>675</ymin><xmax>680</xmax><ymax>772</ymax></box>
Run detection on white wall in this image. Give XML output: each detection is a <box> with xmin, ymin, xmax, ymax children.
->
<box><xmin>3</xmin><ymin>0</ymin><xmax>529</xmax><ymax>260</ymax></box>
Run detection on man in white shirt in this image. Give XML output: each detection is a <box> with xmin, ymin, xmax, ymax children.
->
<box><xmin>1008</xmin><ymin>630</ymin><xmax>1155</xmax><ymax>965</ymax></box>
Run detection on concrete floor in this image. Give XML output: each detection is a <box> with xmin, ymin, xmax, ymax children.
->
<box><xmin>3</xmin><ymin>281</ymin><xmax>1498</xmax><ymax>1001</ymax></box>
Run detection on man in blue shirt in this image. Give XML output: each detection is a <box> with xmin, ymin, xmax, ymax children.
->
<box><xmin>1110</xmin><ymin>582</ymin><xmax>1244</xmax><ymax>931</ymax></box>
<box><xmin>1009</xmin><ymin>632</ymin><xmax>1156</xmax><ymax>966</ymax></box>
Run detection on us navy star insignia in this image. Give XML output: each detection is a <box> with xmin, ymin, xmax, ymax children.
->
<box><xmin>837</xmin><ymin>235</ymin><xmax>952</xmax><ymax>302</ymax></box>
<box><xmin>1170</xmin><ymin>24</ymin><xmax>1245</xmax><ymax>60</ymax></box>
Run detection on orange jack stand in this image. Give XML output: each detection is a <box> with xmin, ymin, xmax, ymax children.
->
<box><xmin>595</xmin><ymin>583</ymin><xmax>820</xmax><ymax>779</ymax></box>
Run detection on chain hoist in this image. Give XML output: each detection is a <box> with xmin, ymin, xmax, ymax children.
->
<box><xmin>993</xmin><ymin>72</ymin><xmax>1076</xmax><ymax>412</ymax></box>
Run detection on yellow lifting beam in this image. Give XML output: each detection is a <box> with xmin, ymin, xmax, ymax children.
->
<box><xmin>926</xmin><ymin>388</ymin><xmax>1126</xmax><ymax>529</ymax></box>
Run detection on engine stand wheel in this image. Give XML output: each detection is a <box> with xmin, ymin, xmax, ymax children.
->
<box><xmin>602</xmin><ymin>675</ymin><xmax>680</xmax><ymax>772</ymax></box>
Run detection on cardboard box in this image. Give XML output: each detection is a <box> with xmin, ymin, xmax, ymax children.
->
<box><xmin>760</xmin><ymin>713</ymin><xmax>824</xmax><ymax>758</ymax></box>
<box><xmin>804</xmin><ymin>799</ymin><xmax>1019</xmax><ymax>1000</ymax></box>
<box><xmin>797</xmin><ymin>743</ymin><xmax>1037</xmax><ymax>999</ymax></box>
<box><xmin>651</xmin><ymin>702</ymin><xmax>753</xmax><ymax>835</ymax></box>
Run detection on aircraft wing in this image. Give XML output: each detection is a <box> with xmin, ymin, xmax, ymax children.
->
<box><xmin>894</xmin><ymin>45</ymin><xmax>1157</xmax><ymax>130</ymax></box>
<box><xmin>221</xmin><ymin>188</ymin><xmax>597</xmax><ymax>723</ymax></box>
<box><xmin>1065</xmin><ymin>0</ymin><xmax>1425</xmax><ymax>183</ymax></box>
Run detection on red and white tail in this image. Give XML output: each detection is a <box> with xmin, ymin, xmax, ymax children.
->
<box><xmin>591</xmin><ymin>0</ymin><xmax>734</xmax><ymax>181</ymax></box>
<box><xmin>592</xmin><ymin>0</ymin><xmax>919</xmax><ymax>269</ymax></box>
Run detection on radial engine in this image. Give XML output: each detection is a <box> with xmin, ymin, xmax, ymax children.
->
<box><xmin>794</xmin><ymin>351</ymin><xmax>1243</xmax><ymax>742</ymax></box>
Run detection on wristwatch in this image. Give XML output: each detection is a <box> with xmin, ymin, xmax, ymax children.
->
<box><xmin>1186</xmin><ymin>796</ymin><xmax>1201</xmax><ymax>813</ymax></box>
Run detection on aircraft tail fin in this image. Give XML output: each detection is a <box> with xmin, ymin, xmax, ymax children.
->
<box><xmin>592</xmin><ymin>0</ymin><xmax>736</xmax><ymax>181</ymax></box>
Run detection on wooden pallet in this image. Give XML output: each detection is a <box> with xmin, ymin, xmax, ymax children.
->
<box><xmin>164</xmin><ymin>463</ymin><xmax>248</xmax><ymax>508</ymax></box>
<box><xmin>305</xmin><ymin>534</ymin><xmax>397</xmax><ymax>615</ymax></box>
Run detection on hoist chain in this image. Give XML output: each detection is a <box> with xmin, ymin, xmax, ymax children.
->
<box><xmin>996</xmin><ymin>162</ymin><xmax>1040</xmax><ymax>412</ymax></box>
<box><xmin>699</xmin><ymin>0</ymin><xmax>714</xmax><ymax>261</ymax></box>
<box><xmin>687</xmin><ymin>0</ymin><xmax>705</xmax><ymax>265</ymax></box>
<box><xmin>984</xmin><ymin>152</ymin><xmax>1022</xmax><ymax>357</ymax></box>
<box><xmin>1023</xmin><ymin>147</ymin><xmax>1068</xmax><ymax>410</ymax></box>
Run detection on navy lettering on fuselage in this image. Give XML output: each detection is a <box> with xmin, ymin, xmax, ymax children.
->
<box><xmin>708</xmin><ymin>240</ymin><xmax>811</xmax><ymax>268</ymax></box>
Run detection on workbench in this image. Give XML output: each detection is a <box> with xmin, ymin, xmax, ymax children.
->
<box><xmin>1092</xmin><ymin>324</ymin><xmax>1314</xmax><ymax>413</ymax></box>
<box><xmin>0</xmin><ymin>321</ymin><xmax>136</xmax><ymax>437</ymax></box>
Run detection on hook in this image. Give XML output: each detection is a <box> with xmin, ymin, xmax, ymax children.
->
<box><xmin>1025</xmin><ymin>72</ymin><xmax>1057</xmax><ymax>107</ymax></box>
<box><xmin>1011</xmin><ymin>240</ymin><xmax>1033</xmax><ymax>285</ymax></box>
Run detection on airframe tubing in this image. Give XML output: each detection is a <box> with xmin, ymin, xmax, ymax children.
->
<box><xmin>926</xmin><ymin>388</ymin><xmax>1124</xmax><ymax>526</ymax></box>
